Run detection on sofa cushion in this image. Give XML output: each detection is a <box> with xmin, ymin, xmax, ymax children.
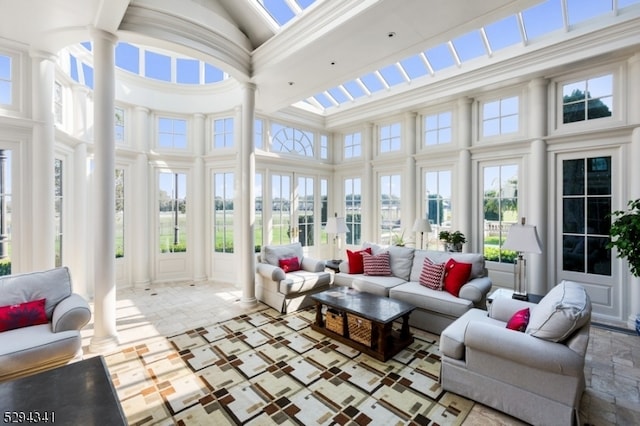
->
<box><xmin>419</xmin><ymin>257</ymin><xmax>445</xmax><ymax>290</ymax></box>
<box><xmin>506</xmin><ymin>308</ymin><xmax>530</xmax><ymax>332</ymax></box>
<box><xmin>279</xmin><ymin>270</ymin><xmax>331</xmax><ymax>295</ymax></box>
<box><xmin>410</xmin><ymin>250</ymin><xmax>485</xmax><ymax>283</ymax></box>
<box><xmin>387</xmin><ymin>245</ymin><xmax>415</xmax><ymax>280</ymax></box>
<box><xmin>362</xmin><ymin>251</ymin><xmax>392</xmax><ymax>276</ymax></box>
<box><xmin>279</xmin><ymin>257</ymin><xmax>300</xmax><ymax>273</ymax></box>
<box><xmin>0</xmin><ymin>267</ymin><xmax>72</xmax><ymax>320</ymax></box>
<box><xmin>443</xmin><ymin>259</ymin><xmax>472</xmax><ymax>297</ymax></box>
<box><xmin>526</xmin><ymin>280</ymin><xmax>591</xmax><ymax>342</ymax></box>
<box><xmin>352</xmin><ymin>275</ymin><xmax>407</xmax><ymax>297</ymax></box>
<box><xmin>264</xmin><ymin>243</ymin><xmax>303</xmax><ymax>267</ymax></box>
<box><xmin>0</xmin><ymin>298</ymin><xmax>48</xmax><ymax>332</ymax></box>
<box><xmin>390</xmin><ymin>281</ymin><xmax>473</xmax><ymax>318</ymax></box>
<box><xmin>346</xmin><ymin>248</ymin><xmax>372</xmax><ymax>274</ymax></box>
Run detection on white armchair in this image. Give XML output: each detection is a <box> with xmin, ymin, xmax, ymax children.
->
<box><xmin>256</xmin><ymin>243</ymin><xmax>331</xmax><ymax>313</ymax></box>
<box><xmin>439</xmin><ymin>280</ymin><xmax>591</xmax><ymax>425</ymax></box>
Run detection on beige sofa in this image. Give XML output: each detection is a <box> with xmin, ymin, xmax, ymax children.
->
<box><xmin>333</xmin><ymin>243</ymin><xmax>492</xmax><ymax>334</ymax></box>
<box><xmin>0</xmin><ymin>267</ymin><xmax>92</xmax><ymax>382</ymax></box>
<box><xmin>256</xmin><ymin>242</ymin><xmax>332</xmax><ymax>313</ymax></box>
<box><xmin>439</xmin><ymin>280</ymin><xmax>591</xmax><ymax>425</ymax></box>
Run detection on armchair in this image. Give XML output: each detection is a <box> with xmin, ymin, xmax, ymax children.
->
<box><xmin>256</xmin><ymin>242</ymin><xmax>331</xmax><ymax>313</ymax></box>
<box><xmin>439</xmin><ymin>280</ymin><xmax>591</xmax><ymax>425</ymax></box>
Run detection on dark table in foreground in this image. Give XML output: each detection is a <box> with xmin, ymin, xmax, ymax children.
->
<box><xmin>0</xmin><ymin>355</ymin><xmax>126</xmax><ymax>425</ymax></box>
<box><xmin>311</xmin><ymin>286</ymin><xmax>415</xmax><ymax>361</ymax></box>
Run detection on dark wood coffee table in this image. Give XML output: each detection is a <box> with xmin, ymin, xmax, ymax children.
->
<box><xmin>0</xmin><ymin>356</ymin><xmax>127</xmax><ymax>425</ymax></box>
<box><xmin>311</xmin><ymin>286</ymin><xmax>415</xmax><ymax>361</ymax></box>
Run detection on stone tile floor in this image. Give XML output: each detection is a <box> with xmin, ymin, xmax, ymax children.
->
<box><xmin>80</xmin><ymin>281</ymin><xmax>640</xmax><ymax>425</ymax></box>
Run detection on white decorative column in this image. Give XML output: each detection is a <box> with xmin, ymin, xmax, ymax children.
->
<box><xmin>239</xmin><ymin>84</ymin><xmax>257</xmax><ymax>306</ymax></box>
<box><xmin>528</xmin><ymin>78</ymin><xmax>548</xmax><ymax>295</ymax></box>
<box><xmin>362</xmin><ymin>123</ymin><xmax>375</xmax><ymax>241</ymax></box>
<box><xmin>404</xmin><ymin>113</ymin><xmax>417</xmax><ymax>236</ymax></box>
<box><xmin>192</xmin><ymin>113</ymin><xmax>207</xmax><ymax>282</ymax></box>
<box><xmin>132</xmin><ymin>106</ymin><xmax>150</xmax><ymax>288</ymax></box>
<box><xmin>457</xmin><ymin>97</ymin><xmax>473</xmax><ymax>251</ymax></box>
<box><xmin>89</xmin><ymin>28</ymin><xmax>119</xmax><ymax>352</ymax></box>
<box><xmin>627</xmin><ymin>54</ymin><xmax>640</xmax><ymax>327</ymax></box>
<box><xmin>30</xmin><ymin>50</ymin><xmax>56</xmax><ymax>271</ymax></box>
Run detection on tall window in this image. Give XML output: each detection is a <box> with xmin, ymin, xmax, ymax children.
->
<box><xmin>0</xmin><ymin>54</ymin><xmax>11</xmax><ymax>105</ymax></box>
<box><xmin>320</xmin><ymin>134</ymin><xmax>328</xmax><ymax>160</ymax></box>
<box><xmin>482</xmin><ymin>164</ymin><xmax>518</xmax><ymax>263</ymax></box>
<box><xmin>562</xmin><ymin>157</ymin><xmax>611</xmax><ymax>275</ymax></box>
<box><xmin>54</xmin><ymin>82</ymin><xmax>63</xmax><ymax>125</ymax></box>
<box><xmin>254</xmin><ymin>119</ymin><xmax>263</xmax><ymax>149</ymax></box>
<box><xmin>297</xmin><ymin>177</ymin><xmax>314</xmax><ymax>247</ymax></box>
<box><xmin>54</xmin><ymin>159</ymin><xmax>63</xmax><ymax>266</ymax></box>
<box><xmin>424</xmin><ymin>111</ymin><xmax>452</xmax><ymax>146</ymax></box>
<box><xmin>425</xmin><ymin>170</ymin><xmax>451</xmax><ymax>249</ymax></box>
<box><xmin>380</xmin><ymin>174</ymin><xmax>401</xmax><ymax>244</ymax></box>
<box><xmin>158</xmin><ymin>118</ymin><xmax>187</xmax><ymax>149</ymax></box>
<box><xmin>0</xmin><ymin>150</ymin><xmax>12</xmax><ymax>275</ymax></box>
<box><xmin>345</xmin><ymin>178</ymin><xmax>362</xmax><ymax>245</ymax></box>
<box><xmin>271</xmin><ymin>123</ymin><xmax>314</xmax><ymax>157</ymax></box>
<box><xmin>380</xmin><ymin>122</ymin><xmax>401</xmax><ymax>153</ymax></box>
<box><xmin>158</xmin><ymin>172</ymin><xmax>187</xmax><ymax>253</ymax></box>
<box><xmin>115</xmin><ymin>169</ymin><xmax>124</xmax><ymax>258</ymax></box>
<box><xmin>115</xmin><ymin>107</ymin><xmax>124</xmax><ymax>143</ymax></box>
<box><xmin>255</xmin><ymin>173</ymin><xmax>263</xmax><ymax>252</ymax></box>
<box><xmin>271</xmin><ymin>174</ymin><xmax>291</xmax><ymax>245</ymax></box>
<box><xmin>562</xmin><ymin>74</ymin><xmax>613</xmax><ymax>124</ymax></box>
<box><xmin>482</xmin><ymin>96</ymin><xmax>519</xmax><ymax>137</ymax></box>
<box><xmin>213</xmin><ymin>117</ymin><xmax>234</xmax><ymax>149</ymax></box>
<box><xmin>213</xmin><ymin>172</ymin><xmax>234</xmax><ymax>253</ymax></box>
<box><xmin>320</xmin><ymin>179</ymin><xmax>328</xmax><ymax>245</ymax></box>
<box><xmin>344</xmin><ymin>132</ymin><xmax>362</xmax><ymax>159</ymax></box>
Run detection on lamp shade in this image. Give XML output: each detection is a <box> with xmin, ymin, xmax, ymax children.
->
<box><xmin>502</xmin><ymin>222</ymin><xmax>542</xmax><ymax>254</ymax></box>
<box><xmin>412</xmin><ymin>218</ymin><xmax>432</xmax><ymax>233</ymax></box>
<box><xmin>325</xmin><ymin>217</ymin><xmax>349</xmax><ymax>234</ymax></box>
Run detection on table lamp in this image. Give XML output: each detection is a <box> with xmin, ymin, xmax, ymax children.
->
<box><xmin>502</xmin><ymin>217</ymin><xmax>542</xmax><ymax>300</ymax></box>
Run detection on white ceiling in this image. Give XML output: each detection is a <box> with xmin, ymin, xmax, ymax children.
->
<box><xmin>0</xmin><ymin>0</ymin><xmax>545</xmax><ymax>113</ymax></box>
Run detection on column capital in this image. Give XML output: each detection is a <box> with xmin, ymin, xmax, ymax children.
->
<box><xmin>89</xmin><ymin>26</ymin><xmax>118</xmax><ymax>44</ymax></box>
<box><xmin>29</xmin><ymin>48</ymin><xmax>57</xmax><ymax>61</ymax></box>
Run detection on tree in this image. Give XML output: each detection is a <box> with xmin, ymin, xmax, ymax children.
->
<box><xmin>563</xmin><ymin>89</ymin><xmax>612</xmax><ymax>124</ymax></box>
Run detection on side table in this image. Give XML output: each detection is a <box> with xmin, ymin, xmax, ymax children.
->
<box><xmin>325</xmin><ymin>259</ymin><xmax>342</xmax><ymax>273</ymax></box>
<box><xmin>486</xmin><ymin>288</ymin><xmax>544</xmax><ymax>309</ymax></box>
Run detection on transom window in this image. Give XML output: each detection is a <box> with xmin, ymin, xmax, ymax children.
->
<box><xmin>158</xmin><ymin>118</ymin><xmax>187</xmax><ymax>149</ymax></box>
<box><xmin>271</xmin><ymin>123</ymin><xmax>314</xmax><ymax>157</ymax></box>
<box><xmin>562</xmin><ymin>74</ymin><xmax>613</xmax><ymax>124</ymax></box>
<box><xmin>380</xmin><ymin>123</ymin><xmax>401</xmax><ymax>153</ymax></box>
<box><xmin>482</xmin><ymin>96</ymin><xmax>519</xmax><ymax>137</ymax></box>
<box><xmin>213</xmin><ymin>118</ymin><xmax>234</xmax><ymax>149</ymax></box>
<box><xmin>344</xmin><ymin>132</ymin><xmax>362</xmax><ymax>159</ymax></box>
<box><xmin>424</xmin><ymin>111</ymin><xmax>452</xmax><ymax>146</ymax></box>
<box><xmin>0</xmin><ymin>54</ymin><xmax>11</xmax><ymax>105</ymax></box>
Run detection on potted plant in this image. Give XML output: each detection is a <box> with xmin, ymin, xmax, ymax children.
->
<box><xmin>607</xmin><ymin>199</ymin><xmax>640</xmax><ymax>333</ymax></box>
<box><xmin>439</xmin><ymin>230</ymin><xmax>466</xmax><ymax>252</ymax></box>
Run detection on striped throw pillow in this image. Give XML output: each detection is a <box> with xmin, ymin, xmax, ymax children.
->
<box><xmin>362</xmin><ymin>251</ymin><xmax>392</xmax><ymax>276</ymax></box>
<box><xmin>419</xmin><ymin>257</ymin><xmax>446</xmax><ymax>290</ymax></box>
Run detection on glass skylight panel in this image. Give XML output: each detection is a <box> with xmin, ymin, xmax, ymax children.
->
<box><xmin>619</xmin><ymin>0</ymin><xmax>640</xmax><ymax>7</ymax></box>
<box><xmin>204</xmin><ymin>64</ymin><xmax>224</xmax><ymax>83</ymax></box>
<box><xmin>312</xmin><ymin>92</ymin><xmax>333</xmax><ymax>109</ymax></box>
<box><xmin>342</xmin><ymin>80</ymin><xmax>367</xmax><ymax>98</ymax></box>
<box><xmin>522</xmin><ymin>0</ymin><xmax>563</xmax><ymax>40</ymax></box>
<box><xmin>176</xmin><ymin>58</ymin><xmax>199</xmax><ymax>84</ymax></box>
<box><xmin>80</xmin><ymin>41</ymin><xmax>92</xmax><ymax>51</ymax></box>
<box><xmin>327</xmin><ymin>87</ymin><xmax>349</xmax><ymax>104</ymax></box>
<box><xmin>484</xmin><ymin>14</ymin><xmax>522</xmax><ymax>51</ymax></box>
<box><xmin>82</xmin><ymin>63</ymin><xmax>94</xmax><ymax>89</ymax></box>
<box><xmin>359</xmin><ymin>72</ymin><xmax>385</xmax><ymax>93</ymax></box>
<box><xmin>259</xmin><ymin>0</ymin><xmax>296</xmax><ymax>26</ymax></box>
<box><xmin>399</xmin><ymin>54</ymin><xmax>429</xmax><ymax>79</ymax></box>
<box><xmin>115</xmin><ymin>43</ymin><xmax>140</xmax><ymax>74</ymax></box>
<box><xmin>424</xmin><ymin>43</ymin><xmax>455</xmax><ymax>72</ymax></box>
<box><xmin>567</xmin><ymin>0</ymin><xmax>612</xmax><ymax>25</ymax></box>
<box><xmin>378</xmin><ymin>63</ymin><xmax>406</xmax><ymax>86</ymax></box>
<box><xmin>144</xmin><ymin>51</ymin><xmax>171</xmax><ymax>82</ymax></box>
<box><xmin>452</xmin><ymin>30</ymin><xmax>487</xmax><ymax>62</ymax></box>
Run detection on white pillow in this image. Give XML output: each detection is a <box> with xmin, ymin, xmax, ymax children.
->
<box><xmin>526</xmin><ymin>280</ymin><xmax>591</xmax><ymax>342</ymax></box>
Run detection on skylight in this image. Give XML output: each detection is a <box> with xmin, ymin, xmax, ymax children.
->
<box><xmin>255</xmin><ymin>0</ymin><xmax>321</xmax><ymax>28</ymax></box>
<box><xmin>305</xmin><ymin>0</ymin><xmax>640</xmax><ymax>113</ymax></box>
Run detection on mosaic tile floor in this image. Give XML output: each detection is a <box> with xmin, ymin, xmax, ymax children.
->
<box><xmin>80</xmin><ymin>281</ymin><xmax>640</xmax><ymax>425</ymax></box>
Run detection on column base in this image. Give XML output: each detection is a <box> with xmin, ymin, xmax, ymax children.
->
<box><xmin>89</xmin><ymin>334</ymin><xmax>120</xmax><ymax>354</ymax></box>
<box><xmin>240</xmin><ymin>296</ymin><xmax>258</xmax><ymax>307</ymax></box>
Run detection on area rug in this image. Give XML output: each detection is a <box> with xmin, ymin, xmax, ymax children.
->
<box><xmin>105</xmin><ymin>307</ymin><xmax>474</xmax><ymax>425</ymax></box>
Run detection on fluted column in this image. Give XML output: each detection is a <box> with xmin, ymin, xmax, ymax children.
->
<box><xmin>132</xmin><ymin>106</ymin><xmax>150</xmax><ymax>287</ymax></box>
<box><xmin>528</xmin><ymin>78</ymin><xmax>548</xmax><ymax>295</ymax></box>
<box><xmin>192</xmin><ymin>113</ymin><xmax>206</xmax><ymax>282</ymax></box>
<box><xmin>240</xmin><ymin>84</ymin><xmax>257</xmax><ymax>305</ymax></box>
<box><xmin>457</xmin><ymin>97</ymin><xmax>473</xmax><ymax>251</ymax></box>
<box><xmin>89</xmin><ymin>28</ymin><xmax>119</xmax><ymax>352</ymax></box>
<box><xmin>30</xmin><ymin>50</ymin><xmax>56</xmax><ymax>271</ymax></box>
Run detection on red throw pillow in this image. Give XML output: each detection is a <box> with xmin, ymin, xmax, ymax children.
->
<box><xmin>346</xmin><ymin>247</ymin><xmax>372</xmax><ymax>274</ymax></box>
<box><xmin>443</xmin><ymin>258</ymin><xmax>472</xmax><ymax>297</ymax></box>
<box><xmin>419</xmin><ymin>257</ymin><xmax>445</xmax><ymax>290</ymax></box>
<box><xmin>362</xmin><ymin>251</ymin><xmax>392</xmax><ymax>276</ymax></box>
<box><xmin>506</xmin><ymin>308</ymin><xmax>530</xmax><ymax>332</ymax></box>
<box><xmin>0</xmin><ymin>298</ymin><xmax>48</xmax><ymax>332</ymax></box>
<box><xmin>279</xmin><ymin>257</ymin><xmax>300</xmax><ymax>273</ymax></box>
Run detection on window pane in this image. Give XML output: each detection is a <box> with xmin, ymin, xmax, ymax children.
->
<box><xmin>145</xmin><ymin>51</ymin><xmax>171</xmax><ymax>81</ymax></box>
<box><xmin>563</xmin><ymin>159</ymin><xmax>585</xmax><ymax>195</ymax></box>
<box><xmin>587</xmin><ymin>197</ymin><xmax>611</xmax><ymax>235</ymax></box>
<box><xmin>563</xmin><ymin>198</ymin><xmax>585</xmax><ymax>233</ymax></box>
<box><xmin>588</xmin><ymin>237</ymin><xmax>611</xmax><ymax>275</ymax></box>
<box><xmin>587</xmin><ymin>157</ymin><xmax>611</xmax><ymax>195</ymax></box>
<box><xmin>176</xmin><ymin>58</ymin><xmax>199</xmax><ymax>84</ymax></box>
<box><xmin>563</xmin><ymin>235</ymin><xmax>584</xmax><ymax>272</ymax></box>
<box><xmin>159</xmin><ymin>172</ymin><xmax>187</xmax><ymax>252</ymax></box>
<box><xmin>115</xmin><ymin>43</ymin><xmax>139</xmax><ymax>74</ymax></box>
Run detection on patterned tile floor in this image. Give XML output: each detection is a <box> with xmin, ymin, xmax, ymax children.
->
<box><xmin>80</xmin><ymin>281</ymin><xmax>640</xmax><ymax>425</ymax></box>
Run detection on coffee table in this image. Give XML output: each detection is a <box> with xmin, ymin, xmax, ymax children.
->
<box><xmin>311</xmin><ymin>286</ymin><xmax>415</xmax><ymax>361</ymax></box>
<box><xmin>0</xmin><ymin>356</ymin><xmax>127</xmax><ymax>425</ymax></box>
